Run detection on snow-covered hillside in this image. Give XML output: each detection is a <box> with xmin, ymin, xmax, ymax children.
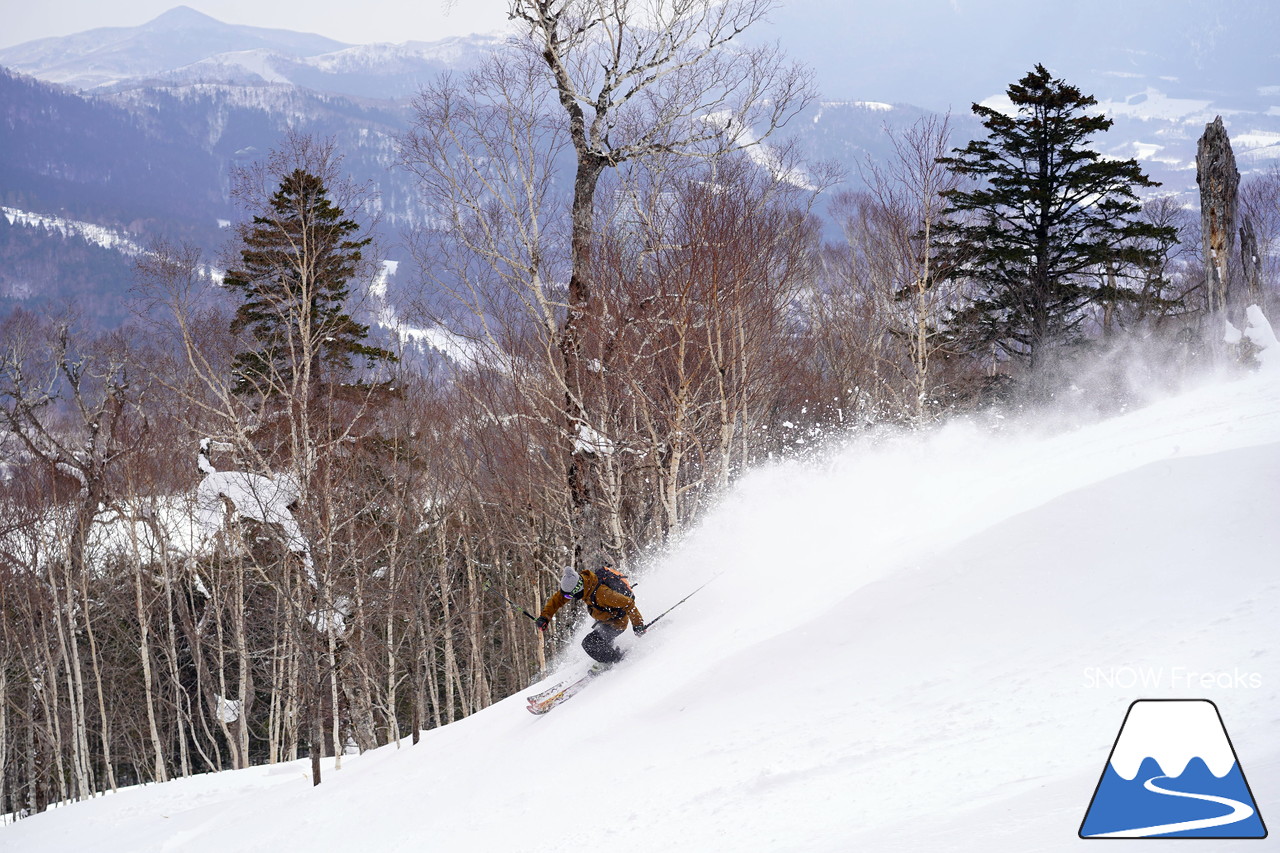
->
<box><xmin>7</xmin><ymin>355</ymin><xmax>1280</xmax><ymax>851</ymax></box>
<box><xmin>0</xmin><ymin>6</ymin><xmax>349</xmax><ymax>90</ymax></box>
<box><xmin>2</xmin><ymin>206</ymin><xmax>146</xmax><ymax>255</ymax></box>
<box><xmin>130</xmin><ymin>35</ymin><xmax>503</xmax><ymax>99</ymax></box>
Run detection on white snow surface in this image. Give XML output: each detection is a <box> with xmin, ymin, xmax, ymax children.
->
<box><xmin>8</xmin><ymin>363</ymin><xmax>1280</xmax><ymax>851</ymax></box>
<box><xmin>368</xmin><ymin>259</ymin><xmax>501</xmax><ymax>370</ymax></box>
<box><xmin>194</xmin><ymin>469</ymin><xmax>314</xmax><ymax>585</ymax></box>
<box><xmin>195</xmin><ymin>471</ymin><xmax>303</xmax><ymax>547</ymax></box>
<box><xmin>1245</xmin><ymin>305</ymin><xmax>1280</xmax><ymax>371</ymax></box>
<box><xmin>177</xmin><ymin>49</ymin><xmax>294</xmax><ymax>85</ymax></box>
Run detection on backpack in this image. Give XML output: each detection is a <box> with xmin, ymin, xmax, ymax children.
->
<box><xmin>588</xmin><ymin>566</ymin><xmax>634</xmax><ymax>618</ymax></box>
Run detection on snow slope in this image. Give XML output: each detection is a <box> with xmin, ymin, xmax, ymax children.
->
<box><xmin>7</xmin><ymin>364</ymin><xmax>1280</xmax><ymax>852</ymax></box>
<box><xmin>2</xmin><ymin>206</ymin><xmax>145</xmax><ymax>256</ymax></box>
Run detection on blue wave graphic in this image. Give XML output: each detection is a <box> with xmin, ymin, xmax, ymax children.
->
<box><xmin>1081</xmin><ymin>756</ymin><xmax>1266</xmax><ymax>838</ymax></box>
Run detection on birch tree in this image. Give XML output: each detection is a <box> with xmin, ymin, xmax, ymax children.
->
<box><xmin>407</xmin><ymin>0</ymin><xmax>814</xmax><ymax>568</ymax></box>
<box><xmin>850</xmin><ymin>115</ymin><xmax>964</xmax><ymax>419</ymax></box>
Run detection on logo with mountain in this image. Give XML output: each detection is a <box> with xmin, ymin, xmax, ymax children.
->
<box><xmin>1080</xmin><ymin>699</ymin><xmax>1267</xmax><ymax>839</ymax></box>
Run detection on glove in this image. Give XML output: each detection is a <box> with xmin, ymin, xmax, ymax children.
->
<box><xmin>633</xmin><ymin>622</ymin><xmax>647</xmax><ymax>637</ymax></box>
<box><xmin>534</xmin><ymin>616</ymin><xmax>550</xmax><ymax>632</ymax></box>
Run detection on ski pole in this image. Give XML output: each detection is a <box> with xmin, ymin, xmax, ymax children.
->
<box><xmin>482</xmin><ymin>579</ymin><xmax>538</xmax><ymax>622</ymax></box>
<box><xmin>645</xmin><ymin>572</ymin><xmax>722</xmax><ymax>629</ymax></box>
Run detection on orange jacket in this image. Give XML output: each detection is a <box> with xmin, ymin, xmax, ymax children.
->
<box><xmin>539</xmin><ymin>569</ymin><xmax>644</xmax><ymax>632</ymax></box>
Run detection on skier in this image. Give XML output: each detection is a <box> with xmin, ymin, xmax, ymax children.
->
<box><xmin>534</xmin><ymin>565</ymin><xmax>646</xmax><ymax>665</ymax></box>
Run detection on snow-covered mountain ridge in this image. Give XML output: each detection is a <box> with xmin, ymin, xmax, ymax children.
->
<box><xmin>2</xmin><ymin>4</ymin><xmax>1278</xmax><ymax>328</ymax></box>
<box><xmin>6</xmin><ymin>335</ymin><xmax>1279</xmax><ymax>851</ymax></box>
<box><xmin>0</xmin><ymin>9</ymin><xmax>501</xmax><ymax>96</ymax></box>
<box><xmin>0</xmin><ymin>6</ymin><xmax>350</xmax><ymax>90</ymax></box>
<box><xmin>2</xmin><ymin>205</ymin><xmax>146</xmax><ymax>256</ymax></box>
<box><xmin>103</xmin><ymin>34</ymin><xmax>505</xmax><ymax>100</ymax></box>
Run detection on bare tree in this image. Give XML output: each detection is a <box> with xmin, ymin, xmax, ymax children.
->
<box><xmin>1123</xmin><ymin>196</ymin><xmax>1200</xmax><ymax>331</ymax></box>
<box><xmin>563</xmin><ymin>152</ymin><xmax>825</xmax><ymax>545</ymax></box>
<box><xmin>814</xmin><ymin>116</ymin><xmax>970</xmax><ymax>422</ymax></box>
<box><xmin>855</xmin><ymin>115</ymin><xmax>964</xmax><ymax>419</ymax></box>
<box><xmin>0</xmin><ymin>314</ymin><xmax>157</xmax><ymax>799</ymax></box>
<box><xmin>1240</xmin><ymin>165</ymin><xmax>1280</xmax><ymax>310</ymax></box>
<box><xmin>131</xmin><ymin>134</ymin><xmax>408</xmax><ymax>783</ymax></box>
<box><xmin>412</xmin><ymin>0</ymin><xmax>815</xmax><ymax>567</ymax></box>
<box><xmin>1196</xmin><ymin>116</ymin><xmax>1240</xmax><ymax>323</ymax></box>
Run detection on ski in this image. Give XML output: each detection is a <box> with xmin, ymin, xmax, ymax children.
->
<box><xmin>526</xmin><ymin>665</ymin><xmax>610</xmax><ymax>715</ymax></box>
<box><xmin>525</xmin><ymin>677</ymin><xmax>575</xmax><ymax>708</ymax></box>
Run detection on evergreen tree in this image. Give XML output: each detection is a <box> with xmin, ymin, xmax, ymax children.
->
<box><xmin>225</xmin><ymin>168</ymin><xmax>395</xmax><ymax>397</ymax></box>
<box><xmin>938</xmin><ymin>64</ymin><xmax>1175</xmax><ymax>379</ymax></box>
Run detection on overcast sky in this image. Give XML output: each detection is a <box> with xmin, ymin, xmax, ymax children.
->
<box><xmin>1</xmin><ymin>0</ymin><xmax>513</xmax><ymax>49</ymax></box>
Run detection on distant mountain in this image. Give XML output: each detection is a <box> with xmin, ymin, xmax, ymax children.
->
<box><xmin>0</xmin><ymin>61</ymin><xmax>433</xmax><ymax>325</ymax></box>
<box><xmin>0</xmin><ymin>67</ymin><xmax>225</xmax><ymax>232</ymax></box>
<box><xmin>0</xmin><ymin>66</ymin><xmax>229</xmax><ymax>324</ymax></box>
<box><xmin>0</xmin><ymin>205</ymin><xmax>147</xmax><ymax>329</ymax></box>
<box><xmin>0</xmin><ymin>6</ymin><xmax>350</xmax><ymax>90</ymax></box>
<box><xmin>2</xmin><ymin>4</ymin><xmax>1279</xmax><ymax>332</ymax></box>
<box><xmin>0</xmin><ymin>9</ymin><xmax>930</xmax><ymax>330</ymax></box>
<box><xmin>102</xmin><ymin>35</ymin><xmax>504</xmax><ymax>100</ymax></box>
<box><xmin>759</xmin><ymin>0</ymin><xmax>1280</xmax><ymax>197</ymax></box>
<box><xmin>0</xmin><ymin>6</ymin><xmax>500</xmax><ymax>99</ymax></box>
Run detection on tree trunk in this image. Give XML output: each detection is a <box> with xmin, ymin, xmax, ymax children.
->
<box><xmin>0</xmin><ymin>669</ymin><xmax>7</xmax><ymax>818</ymax></box>
<box><xmin>327</xmin><ymin>622</ymin><xmax>342</xmax><ymax>768</ymax></box>
<box><xmin>161</xmin><ymin>558</ymin><xmax>191</xmax><ymax>778</ymax></box>
<box><xmin>310</xmin><ymin>702</ymin><xmax>322</xmax><ymax>786</ymax></box>
<box><xmin>561</xmin><ymin>158</ymin><xmax>609</xmax><ymax>569</ymax></box>
<box><xmin>1240</xmin><ymin>215</ymin><xmax>1261</xmax><ymax>305</ymax></box>
<box><xmin>435</xmin><ymin>526</ymin><xmax>457</xmax><ymax>724</ymax></box>
<box><xmin>132</xmin><ymin>537</ymin><xmax>167</xmax><ymax>783</ymax></box>
<box><xmin>51</xmin><ymin>554</ymin><xmax>93</xmax><ymax>802</ymax></box>
<box><xmin>385</xmin><ymin>559</ymin><xmax>400</xmax><ymax>745</ymax></box>
<box><xmin>1196</xmin><ymin>116</ymin><xmax>1240</xmax><ymax>321</ymax></box>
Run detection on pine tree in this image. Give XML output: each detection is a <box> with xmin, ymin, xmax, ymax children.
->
<box><xmin>938</xmin><ymin>64</ymin><xmax>1175</xmax><ymax>379</ymax></box>
<box><xmin>225</xmin><ymin>168</ymin><xmax>395</xmax><ymax>398</ymax></box>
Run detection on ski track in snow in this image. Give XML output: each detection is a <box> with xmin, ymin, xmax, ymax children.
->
<box><xmin>1088</xmin><ymin>775</ymin><xmax>1256</xmax><ymax>838</ymax></box>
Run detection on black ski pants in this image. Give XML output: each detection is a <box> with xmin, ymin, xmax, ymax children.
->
<box><xmin>582</xmin><ymin>621</ymin><xmax>624</xmax><ymax>664</ymax></box>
